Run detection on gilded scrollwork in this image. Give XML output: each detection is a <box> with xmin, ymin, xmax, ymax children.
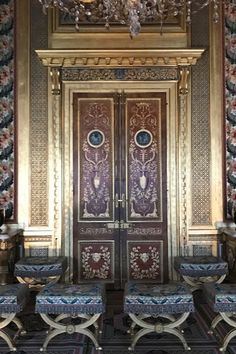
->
<box><xmin>50</xmin><ymin>68</ymin><xmax>61</xmax><ymax>95</ymax></box>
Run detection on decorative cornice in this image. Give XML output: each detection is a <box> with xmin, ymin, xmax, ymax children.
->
<box><xmin>36</xmin><ymin>49</ymin><xmax>205</xmax><ymax>68</ymax></box>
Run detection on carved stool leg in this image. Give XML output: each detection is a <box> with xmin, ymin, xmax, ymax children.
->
<box><xmin>39</xmin><ymin>312</ymin><xmax>102</xmax><ymax>351</ymax></box>
<box><xmin>208</xmin><ymin>314</ymin><xmax>224</xmax><ymax>334</ymax></box>
<box><xmin>182</xmin><ymin>274</ymin><xmax>227</xmax><ymax>292</ymax></box>
<box><xmin>1</xmin><ymin>313</ymin><xmax>26</xmax><ymax>337</ymax></box>
<box><xmin>127</xmin><ymin>312</ymin><xmax>191</xmax><ymax>351</ymax></box>
<box><xmin>209</xmin><ymin>311</ymin><xmax>236</xmax><ymax>351</ymax></box>
<box><xmin>54</xmin><ymin>313</ymin><xmax>99</xmax><ymax>330</ymax></box>
<box><xmin>16</xmin><ymin>275</ymin><xmax>60</xmax><ymax>290</ymax></box>
<box><xmin>0</xmin><ymin>313</ymin><xmax>18</xmax><ymax>351</ymax></box>
<box><xmin>218</xmin><ymin>312</ymin><xmax>236</xmax><ymax>352</ymax></box>
<box><xmin>128</xmin><ymin>313</ymin><xmax>177</xmax><ymax>335</ymax></box>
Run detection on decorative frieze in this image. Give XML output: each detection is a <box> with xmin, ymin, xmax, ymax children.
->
<box><xmin>62</xmin><ymin>68</ymin><xmax>178</xmax><ymax>81</ymax></box>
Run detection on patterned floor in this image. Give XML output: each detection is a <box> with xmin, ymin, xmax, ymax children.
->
<box><xmin>0</xmin><ymin>290</ymin><xmax>236</xmax><ymax>354</ymax></box>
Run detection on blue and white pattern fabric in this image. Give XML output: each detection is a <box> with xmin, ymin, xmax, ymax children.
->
<box><xmin>124</xmin><ymin>282</ymin><xmax>194</xmax><ymax>315</ymax></box>
<box><xmin>204</xmin><ymin>283</ymin><xmax>236</xmax><ymax>312</ymax></box>
<box><xmin>174</xmin><ymin>256</ymin><xmax>228</xmax><ymax>277</ymax></box>
<box><xmin>35</xmin><ymin>283</ymin><xmax>105</xmax><ymax>315</ymax></box>
<box><xmin>0</xmin><ymin>284</ymin><xmax>29</xmax><ymax>313</ymax></box>
<box><xmin>14</xmin><ymin>256</ymin><xmax>68</xmax><ymax>277</ymax></box>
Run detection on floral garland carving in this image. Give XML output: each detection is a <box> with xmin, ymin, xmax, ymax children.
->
<box><xmin>81</xmin><ymin>245</ymin><xmax>111</xmax><ymax>280</ymax></box>
<box><xmin>129</xmin><ymin>245</ymin><xmax>160</xmax><ymax>280</ymax></box>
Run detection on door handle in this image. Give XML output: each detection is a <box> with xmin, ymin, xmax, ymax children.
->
<box><xmin>115</xmin><ymin>193</ymin><xmax>126</xmax><ymax>208</ymax></box>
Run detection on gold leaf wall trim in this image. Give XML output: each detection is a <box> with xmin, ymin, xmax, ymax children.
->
<box><xmin>24</xmin><ymin>236</ymin><xmax>52</xmax><ymax>242</ymax></box>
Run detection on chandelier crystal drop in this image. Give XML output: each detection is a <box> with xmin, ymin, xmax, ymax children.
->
<box><xmin>38</xmin><ymin>0</ymin><xmax>223</xmax><ymax>37</ymax></box>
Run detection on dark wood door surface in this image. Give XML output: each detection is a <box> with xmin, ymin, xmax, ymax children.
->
<box><xmin>73</xmin><ymin>91</ymin><xmax>167</xmax><ymax>287</ymax></box>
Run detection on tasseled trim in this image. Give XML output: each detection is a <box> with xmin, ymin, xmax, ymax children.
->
<box><xmin>35</xmin><ymin>303</ymin><xmax>105</xmax><ymax>315</ymax></box>
<box><xmin>124</xmin><ymin>303</ymin><xmax>194</xmax><ymax>315</ymax></box>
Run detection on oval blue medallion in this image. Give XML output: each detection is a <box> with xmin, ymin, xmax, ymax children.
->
<box><xmin>87</xmin><ymin>130</ymin><xmax>105</xmax><ymax>148</ymax></box>
<box><xmin>135</xmin><ymin>129</ymin><xmax>153</xmax><ymax>148</ymax></box>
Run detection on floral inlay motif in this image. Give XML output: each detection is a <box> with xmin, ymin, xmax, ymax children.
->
<box><xmin>80</xmin><ymin>243</ymin><xmax>113</xmax><ymax>280</ymax></box>
<box><xmin>0</xmin><ymin>0</ymin><xmax>14</xmax><ymax>219</ymax></box>
<box><xmin>79</xmin><ymin>100</ymin><xmax>113</xmax><ymax>219</ymax></box>
<box><xmin>129</xmin><ymin>243</ymin><xmax>162</xmax><ymax>281</ymax></box>
<box><xmin>127</xmin><ymin>101</ymin><xmax>161</xmax><ymax>219</ymax></box>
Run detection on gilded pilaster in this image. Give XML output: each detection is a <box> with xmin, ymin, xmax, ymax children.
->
<box><xmin>51</xmin><ymin>75</ymin><xmax>62</xmax><ymax>254</ymax></box>
<box><xmin>209</xmin><ymin>4</ymin><xmax>223</xmax><ymax>224</ymax></box>
<box><xmin>62</xmin><ymin>82</ymin><xmax>73</xmax><ymax>281</ymax></box>
<box><xmin>178</xmin><ymin>76</ymin><xmax>189</xmax><ymax>256</ymax></box>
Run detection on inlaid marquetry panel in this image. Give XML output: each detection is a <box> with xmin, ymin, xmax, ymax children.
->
<box><xmin>78</xmin><ymin>241</ymin><xmax>114</xmax><ymax>282</ymax></box>
<box><xmin>77</xmin><ymin>97</ymin><xmax>114</xmax><ymax>221</ymax></box>
<box><xmin>126</xmin><ymin>98</ymin><xmax>162</xmax><ymax>221</ymax></box>
<box><xmin>127</xmin><ymin>240</ymin><xmax>163</xmax><ymax>282</ymax></box>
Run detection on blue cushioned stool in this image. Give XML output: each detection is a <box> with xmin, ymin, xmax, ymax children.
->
<box><xmin>0</xmin><ymin>284</ymin><xmax>29</xmax><ymax>351</ymax></box>
<box><xmin>124</xmin><ymin>282</ymin><xmax>194</xmax><ymax>351</ymax></box>
<box><xmin>174</xmin><ymin>256</ymin><xmax>228</xmax><ymax>291</ymax></box>
<box><xmin>14</xmin><ymin>256</ymin><xmax>68</xmax><ymax>289</ymax></box>
<box><xmin>203</xmin><ymin>283</ymin><xmax>236</xmax><ymax>352</ymax></box>
<box><xmin>35</xmin><ymin>283</ymin><xmax>105</xmax><ymax>351</ymax></box>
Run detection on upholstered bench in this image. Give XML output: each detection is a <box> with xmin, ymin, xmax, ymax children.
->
<box><xmin>203</xmin><ymin>283</ymin><xmax>236</xmax><ymax>352</ymax></box>
<box><xmin>124</xmin><ymin>282</ymin><xmax>194</xmax><ymax>351</ymax></box>
<box><xmin>174</xmin><ymin>256</ymin><xmax>228</xmax><ymax>291</ymax></box>
<box><xmin>14</xmin><ymin>256</ymin><xmax>68</xmax><ymax>289</ymax></box>
<box><xmin>35</xmin><ymin>283</ymin><xmax>105</xmax><ymax>351</ymax></box>
<box><xmin>0</xmin><ymin>283</ymin><xmax>29</xmax><ymax>351</ymax></box>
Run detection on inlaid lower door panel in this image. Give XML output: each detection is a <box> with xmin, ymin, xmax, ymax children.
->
<box><xmin>73</xmin><ymin>91</ymin><xmax>168</xmax><ymax>287</ymax></box>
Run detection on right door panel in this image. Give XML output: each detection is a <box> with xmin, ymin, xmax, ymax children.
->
<box><xmin>121</xmin><ymin>92</ymin><xmax>168</xmax><ymax>285</ymax></box>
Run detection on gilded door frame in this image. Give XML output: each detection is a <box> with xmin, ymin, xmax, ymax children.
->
<box><xmin>62</xmin><ymin>81</ymin><xmax>179</xmax><ymax>281</ymax></box>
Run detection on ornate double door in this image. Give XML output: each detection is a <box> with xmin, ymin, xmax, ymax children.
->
<box><xmin>73</xmin><ymin>90</ymin><xmax>168</xmax><ymax>288</ymax></box>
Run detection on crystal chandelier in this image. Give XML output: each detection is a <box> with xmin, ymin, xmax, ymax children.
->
<box><xmin>38</xmin><ymin>0</ymin><xmax>222</xmax><ymax>37</ymax></box>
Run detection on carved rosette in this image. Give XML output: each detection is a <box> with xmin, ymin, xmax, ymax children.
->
<box><xmin>78</xmin><ymin>241</ymin><xmax>114</xmax><ymax>281</ymax></box>
<box><xmin>79</xmin><ymin>99</ymin><xmax>113</xmax><ymax>220</ymax></box>
<box><xmin>127</xmin><ymin>99</ymin><xmax>161</xmax><ymax>220</ymax></box>
<box><xmin>127</xmin><ymin>241</ymin><xmax>163</xmax><ymax>282</ymax></box>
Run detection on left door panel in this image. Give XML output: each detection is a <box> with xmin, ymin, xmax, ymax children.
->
<box><xmin>73</xmin><ymin>93</ymin><xmax>120</xmax><ymax>286</ymax></box>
